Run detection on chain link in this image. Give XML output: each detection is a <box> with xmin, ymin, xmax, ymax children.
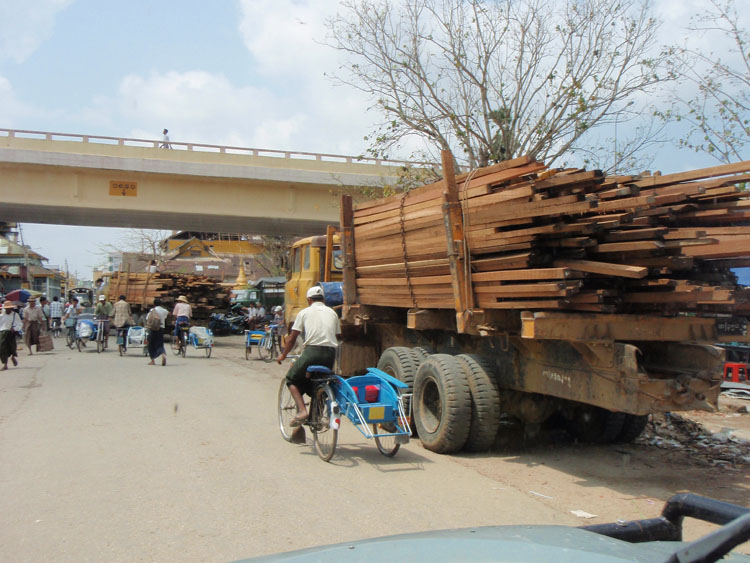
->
<box><xmin>399</xmin><ymin>192</ymin><xmax>418</xmax><ymax>308</ymax></box>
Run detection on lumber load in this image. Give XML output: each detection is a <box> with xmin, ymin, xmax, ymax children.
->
<box><xmin>106</xmin><ymin>272</ymin><xmax>229</xmax><ymax>320</ymax></box>
<box><xmin>349</xmin><ymin>156</ymin><xmax>750</xmax><ymax>316</ymax></box>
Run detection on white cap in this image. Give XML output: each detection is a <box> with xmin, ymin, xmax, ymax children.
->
<box><xmin>98</xmin><ymin>295</ymin><xmax>106</xmax><ymax>301</ymax></box>
<box><xmin>306</xmin><ymin>286</ymin><xmax>324</xmax><ymax>299</ymax></box>
<box><xmin>273</xmin><ymin>305</ymin><xmax>282</xmax><ymax>312</ymax></box>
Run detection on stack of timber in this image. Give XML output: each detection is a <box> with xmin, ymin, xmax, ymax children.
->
<box><xmin>107</xmin><ymin>272</ymin><xmax>229</xmax><ymax>319</ymax></box>
<box><xmin>352</xmin><ymin>156</ymin><xmax>750</xmax><ymax>315</ymax></box>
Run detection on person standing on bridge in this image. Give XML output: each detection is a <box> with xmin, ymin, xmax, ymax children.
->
<box><xmin>0</xmin><ymin>302</ymin><xmax>22</xmax><ymax>370</ymax></box>
<box><xmin>160</xmin><ymin>128</ymin><xmax>171</xmax><ymax>149</ymax></box>
<box><xmin>276</xmin><ymin>286</ymin><xmax>340</xmax><ymax>427</ymax></box>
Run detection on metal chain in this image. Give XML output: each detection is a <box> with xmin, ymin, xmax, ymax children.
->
<box><xmin>399</xmin><ymin>191</ymin><xmax>418</xmax><ymax>308</ymax></box>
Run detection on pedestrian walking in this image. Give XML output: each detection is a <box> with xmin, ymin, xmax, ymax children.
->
<box><xmin>146</xmin><ymin>298</ymin><xmax>167</xmax><ymax>366</ymax></box>
<box><xmin>0</xmin><ymin>302</ymin><xmax>22</xmax><ymax>370</ymax></box>
<box><xmin>22</xmin><ymin>297</ymin><xmax>44</xmax><ymax>355</ymax></box>
<box><xmin>160</xmin><ymin>128</ymin><xmax>171</xmax><ymax>149</ymax></box>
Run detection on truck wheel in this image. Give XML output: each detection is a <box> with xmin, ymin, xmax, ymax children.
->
<box><xmin>377</xmin><ymin>347</ymin><xmax>420</xmax><ymax>434</ymax></box>
<box><xmin>570</xmin><ymin>407</ymin><xmax>625</xmax><ymax>444</ymax></box>
<box><xmin>412</xmin><ymin>347</ymin><xmax>433</xmax><ymax>363</ymax></box>
<box><xmin>455</xmin><ymin>354</ymin><xmax>501</xmax><ymax>452</ymax></box>
<box><xmin>413</xmin><ymin>354</ymin><xmax>471</xmax><ymax>454</ymax></box>
<box><xmin>615</xmin><ymin>414</ymin><xmax>649</xmax><ymax>443</ymax></box>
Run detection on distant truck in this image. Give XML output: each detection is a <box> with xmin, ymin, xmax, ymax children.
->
<box><xmin>232</xmin><ymin>277</ymin><xmax>285</xmax><ymax>311</ymax></box>
<box><xmin>285</xmin><ymin>154</ymin><xmax>746</xmax><ymax>454</ymax></box>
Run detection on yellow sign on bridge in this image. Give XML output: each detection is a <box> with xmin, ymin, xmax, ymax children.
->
<box><xmin>109</xmin><ymin>181</ymin><xmax>137</xmax><ymax>196</ymax></box>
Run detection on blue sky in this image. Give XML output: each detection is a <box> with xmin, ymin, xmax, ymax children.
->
<box><xmin>0</xmin><ymin>0</ymin><xmax>745</xmax><ymax>278</ymax></box>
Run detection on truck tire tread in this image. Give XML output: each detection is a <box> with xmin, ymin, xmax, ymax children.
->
<box><xmin>413</xmin><ymin>354</ymin><xmax>471</xmax><ymax>454</ymax></box>
<box><xmin>455</xmin><ymin>354</ymin><xmax>501</xmax><ymax>452</ymax></box>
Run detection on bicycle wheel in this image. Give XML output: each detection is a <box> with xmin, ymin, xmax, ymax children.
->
<box><xmin>257</xmin><ymin>334</ymin><xmax>270</xmax><ymax>361</ymax></box>
<box><xmin>204</xmin><ymin>345</ymin><xmax>211</xmax><ymax>358</ymax></box>
<box><xmin>278</xmin><ymin>378</ymin><xmax>296</xmax><ymax>442</ymax></box>
<box><xmin>269</xmin><ymin>336</ymin><xmax>278</xmax><ymax>362</ymax></box>
<box><xmin>66</xmin><ymin>329</ymin><xmax>75</xmax><ymax>349</ymax></box>
<box><xmin>76</xmin><ymin>338</ymin><xmax>82</xmax><ymax>352</ymax></box>
<box><xmin>312</xmin><ymin>385</ymin><xmax>338</xmax><ymax>462</ymax></box>
<box><xmin>245</xmin><ymin>344</ymin><xmax>251</xmax><ymax>360</ymax></box>
<box><xmin>171</xmin><ymin>333</ymin><xmax>181</xmax><ymax>355</ymax></box>
<box><xmin>180</xmin><ymin>334</ymin><xmax>186</xmax><ymax>358</ymax></box>
<box><xmin>96</xmin><ymin>337</ymin><xmax>102</xmax><ymax>353</ymax></box>
<box><xmin>373</xmin><ymin>424</ymin><xmax>400</xmax><ymax>457</ymax></box>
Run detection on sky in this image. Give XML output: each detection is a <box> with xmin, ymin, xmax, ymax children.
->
<box><xmin>0</xmin><ymin>0</ymin><xmax>744</xmax><ymax>279</ymax></box>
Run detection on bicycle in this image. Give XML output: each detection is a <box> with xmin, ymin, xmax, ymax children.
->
<box><xmin>64</xmin><ymin>318</ymin><xmax>76</xmax><ymax>349</ymax></box>
<box><xmin>95</xmin><ymin>319</ymin><xmax>108</xmax><ymax>353</ymax></box>
<box><xmin>171</xmin><ymin>323</ymin><xmax>189</xmax><ymax>358</ymax></box>
<box><xmin>50</xmin><ymin>318</ymin><xmax>62</xmax><ymax>338</ymax></box>
<box><xmin>257</xmin><ymin>323</ymin><xmax>280</xmax><ymax>363</ymax></box>
<box><xmin>278</xmin><ymin>365</ymin><xmax>412</xmax><ymax>462</ymax></box>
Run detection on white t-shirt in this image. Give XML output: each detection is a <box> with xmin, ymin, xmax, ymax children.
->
<box><xmin>155</xmin><ymin>306</ymin><xmax>169</xmax><ymax>328</ymax></box>
<box><xmin>291</xmin><ymin>302</ymin><xmax>340</xmax><ymax>348</ymax></box>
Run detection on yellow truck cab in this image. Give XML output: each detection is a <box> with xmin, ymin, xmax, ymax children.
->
<box><xmin>284</xmin><ymin>232</ymin><xmax>342</xmax><ymax>328</ymax></box>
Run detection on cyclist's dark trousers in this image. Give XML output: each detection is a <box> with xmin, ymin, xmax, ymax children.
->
<box><xmin>285</xmin><ymin>345</ymin><xmax>336</xmax><ymax>397</ymax></box>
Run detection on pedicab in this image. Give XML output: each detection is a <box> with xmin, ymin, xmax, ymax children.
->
<box><xmin>278</xmin><ymin>366</ymin><xmax>412</xmax><ymax>462</ymax></box>
<box><xmin>117</xmin><ymin>325</ymin><xmax>149</xmax><ymax>356</ymax></box>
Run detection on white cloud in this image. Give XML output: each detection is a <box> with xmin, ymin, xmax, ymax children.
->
<box><xmin>0</xmin><ymin>0</ymin><xmax>72</xmax><ymax>63</ymax></box>
<box><xmin>0</xmin><ymin>74</ymin><xmax>45</xmax><ymax>126</ymax></box>
<box><xmin>108</xmin><ymin>70</ymin><xmax>309</xmax><ymax>149</ymax></box>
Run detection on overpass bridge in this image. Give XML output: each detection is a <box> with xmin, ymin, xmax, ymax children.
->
<box><xmin>0</xmin><ymin>128</ymin><xmax>419</xmax><ymax>236</ymax></box>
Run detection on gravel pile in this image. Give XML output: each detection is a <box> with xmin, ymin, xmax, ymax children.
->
<box><xmin>637</xmin><ymin>412</ymin><xmax>750</xmax><ymax>467</ymax></box>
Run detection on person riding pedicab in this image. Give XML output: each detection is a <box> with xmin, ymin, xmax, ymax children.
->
<box><xmin>113</xmin><ymin>295</ymin><xmax>133</xmax><ymax>352</ymax></box>
<box><xmin>94</xmin><ymin>294</ymin><xmax>114</xmax><ymax>349</ymax></box>
<box><xmin>276</xmin><ymin>286</ymin><xmax>340</xmax><ymax>428</ymax></box>
<box><xmin>172</xmin><ymin>295</ymin><xmax>192</xmax><ymax>338</ymax></box>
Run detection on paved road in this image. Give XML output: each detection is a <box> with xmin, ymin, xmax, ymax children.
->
<box><xmin>0</xmin><ymin>335</ymin><xmax>565</xmax><ymax>562</ymax></box>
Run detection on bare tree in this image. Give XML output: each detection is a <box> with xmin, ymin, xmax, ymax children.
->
<box><xmin>254</xmin><ymin>235</ymin><xmax>296</xmax><ymax>277</ymax></box>
<box><xmin>98</xmin><ymin>229</ymin><xmax>172</xmax><ymax>268</ymax></box>
<box><xmin>326</xmin><ymin>0</ymin><xmax>670</xmax><ymax>170</ymax></box>
<box><xmin>661</xmin><ymin>0</ymin><xmax>749</xmax><ymax>163</ymax></box>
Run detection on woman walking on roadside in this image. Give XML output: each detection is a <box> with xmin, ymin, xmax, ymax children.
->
<box><xmin>23</xmin><ymin>297</ymin><xmax>44</xmax><ymax>355</ymax></box>
<box><xmin>146</xmin><ymin>298</ymin><xmax>167</xmax><ymax>366</ymax></box>
<box><xmin>0</xmin><ymin>302</ymin><xmax>22</xmax><ymax>370</ymax></box>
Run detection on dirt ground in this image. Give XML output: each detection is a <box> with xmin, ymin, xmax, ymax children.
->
<box><xmin>448</xmin><ymin>393</ymin><xmax>750</xmax><ymax>554</ymax></box>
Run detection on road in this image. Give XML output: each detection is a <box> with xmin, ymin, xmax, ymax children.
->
<box><xmin>1</xmin><ymin>335</ymin><xmax>748</xmax><ymax>562</ymax></box>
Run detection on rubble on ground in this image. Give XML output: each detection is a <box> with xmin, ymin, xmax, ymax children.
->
<box><xmin>637</xmin><ymin>412</ymin><xmax>750</xmax><ymax>468</ymax></box>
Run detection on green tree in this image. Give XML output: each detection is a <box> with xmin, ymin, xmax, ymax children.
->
<box><xmin>326</xmin><ymin>0</ymin><xmax>670</xmax><ymax>169</ymax></box>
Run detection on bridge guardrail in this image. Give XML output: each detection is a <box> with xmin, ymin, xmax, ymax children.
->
<box><xmin>0</xmin><ymin>127</ymin><xmax>435</xmax><ymax>168</ymax></box>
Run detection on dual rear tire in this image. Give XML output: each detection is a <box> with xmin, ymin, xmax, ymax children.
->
<box><xmin>378</xmin><ymin>348</ymin><xmax>501</xmax><ymax>454</ymax></box>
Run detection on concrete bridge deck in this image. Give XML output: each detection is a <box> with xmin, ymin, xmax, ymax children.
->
<box><xmin>0</xmin><ymin>128</ymin><xmax>418</xmax><ymax>235</ymax></box>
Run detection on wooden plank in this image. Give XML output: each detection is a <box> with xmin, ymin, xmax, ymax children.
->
<box><xmin>476</xmin><ymin>299</ymin><xmax>567</xmax><ymax>309</ymax></box>
<box><xmin>553</xmin><ymin>259</ymin><xmax>648</xmax><ymax>279</ymax></box>
<box><xmin>632</xmin><ymin>160</ymin><xmax>750</xmax><ymax>188</ymax></box>
<box><xmin>593</xmin><ymin>241</ymin><xmax>664</xmax><ymax>253</ymax></box>
<box><xmin>520</xmin><ymin>311</ymin><xmax>719</xmax><ymax>342</ymax></box>
<box><xmin>356</xmin><ymin>275</ymin><xmax>453</xmax><ymax>287</ymax></box>
<box><xmin>470</xmin><ymin>268</ymin><xmax>575</xmax><ymax>282</ymax></box>
<box><xmin>603</xmin><ymin>227</ymin><xmax>667</xmax><ymax>242</ymax></box>
<box><xmin>441</xmin><ymin>149</ymin><xmax>473</xmax><ymax>323</ymax></box>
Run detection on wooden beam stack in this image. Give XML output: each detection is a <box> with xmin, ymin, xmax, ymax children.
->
<box><xmin>107</xmin><ymin>272</ymin><xmax>230</xmax><ymax>319</ymax></box>
<box><xmin>352</xmin><ymin>157</ymin><xmax>750</xmax><ymax>316</ymax></box>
